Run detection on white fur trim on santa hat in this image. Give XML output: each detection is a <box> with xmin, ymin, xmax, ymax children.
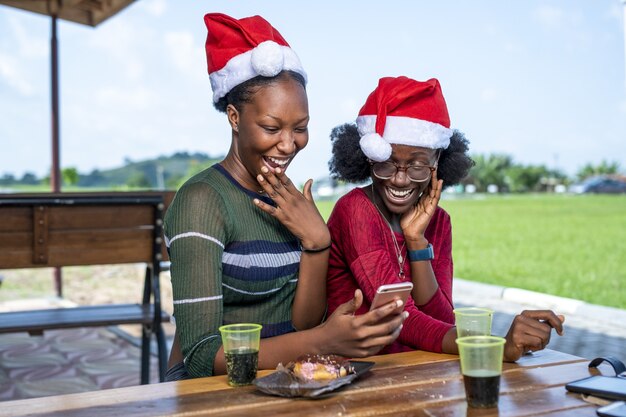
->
<box><xmin>209</xmin><ymin>41</ymin><xmax>307</xmax><ymax>103</ymax></box>
<box><xmin>357</xmin><ymin>115</ymin><xmax>452</xmax><ymax>159</ymax></box>
<box><xmin>359</xmin><ymin>133</ymin><xmax>392</xmax><ymax>161</ymax></box>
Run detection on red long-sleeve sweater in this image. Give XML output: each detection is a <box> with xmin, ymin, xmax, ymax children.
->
<box><xmin>326</xmin><ymin>187</ymin><xmax>455</xmax><ymax>354</ymax></box>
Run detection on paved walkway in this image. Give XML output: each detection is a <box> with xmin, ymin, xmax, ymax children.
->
<box><xmin>453</xmin><ymin>278</ymin><xmax>626</xmax><ymax>362</ymax></box>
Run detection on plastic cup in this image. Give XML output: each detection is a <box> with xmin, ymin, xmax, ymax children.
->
<box><xmin>456</xmin><ymin>336</ymin><xmax>506</xmax><ymax>408</ymax></box>
<box><xmin>219</xmin><ymin>323</ymin><xmax>262</xmax><ymax>386</ymax></box>
<box><xmin>453</xmin><ymin>307</ymin><xmax>493</xmax><ymax>338</ymax></box>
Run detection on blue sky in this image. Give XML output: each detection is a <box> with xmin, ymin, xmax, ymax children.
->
<box><xmin>1</xmin><ymin>0</ymin><xmax>625</xmax><ymax>186</ymax></box>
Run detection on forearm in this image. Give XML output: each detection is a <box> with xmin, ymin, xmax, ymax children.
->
<box><xmin>440</xmin><ymin>326</ymin><xmax>459</xmax><ymax>354</ymax></box>
<box><xmin>291</xmin><ymin>250</ymin><xmax>329</xmax><ymax>329</ymax></box>
<box><xmin>409</xmin><ymin>261</ymin><xmax>440</xmax><ymax>305</ymax></box>
<box><xmin>407</xmin><ymin>238</ymin><xmax>439</xmax><ymax>305</ymax></box>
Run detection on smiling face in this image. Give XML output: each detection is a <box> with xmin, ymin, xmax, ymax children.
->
<box><xmin>224</xmin><ymin>74</ymin><xmax>309</xmax><ymax>191</ymax></box>
<box><xmin>371</xmin><ymin>144</ymin><xmax>439</xmax><ymax>217</ymax></box>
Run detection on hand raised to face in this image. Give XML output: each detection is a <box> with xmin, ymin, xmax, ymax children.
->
<box><xmin>254</xmin><ymin>166</ymin><xmax>330</xmax><ymax>251</ymax></box>
<box><xmin>400</xmin><ymin>169</ymin><xmax>443</xmax><ymax>245</ymax></box>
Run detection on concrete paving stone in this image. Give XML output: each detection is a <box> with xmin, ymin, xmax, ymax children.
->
<box><xmin>454</xmin><ymin>278</ymin><xmax>626</xmax><ymax>363</ymax></box>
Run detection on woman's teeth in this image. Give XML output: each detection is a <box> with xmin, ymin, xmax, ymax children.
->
<box><xmin>388</xmin><ymin>187</ymin><xmax>413</xmax><ymax>198</ymax></box>
<box><xmin>267</xmin><ymin>156</ymin><xmax>289</xmax><ymax>167</ymax></box>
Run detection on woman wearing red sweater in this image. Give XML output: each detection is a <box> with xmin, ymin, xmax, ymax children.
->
<box><xmin>326</xmin><ymin>76</ymin><xmax>563</xmax><ymax>361</ymax></box>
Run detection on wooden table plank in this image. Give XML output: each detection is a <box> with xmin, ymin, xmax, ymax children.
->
<box><xmin>0</xmin><ymin>350</ymin><xmax>598</xmax><ymax>417</ymax></box>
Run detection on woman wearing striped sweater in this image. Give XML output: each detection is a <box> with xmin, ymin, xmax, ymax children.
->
<box><xmin>163</xmin><ymin>13</ymin><xmax>406</xmax><ymax>379</ymax></box>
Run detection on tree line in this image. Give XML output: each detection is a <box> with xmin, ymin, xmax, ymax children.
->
<box><xmin>0</xmin><ymin>153</ymin><xmax>622</xmax><ymax>192</ymax></box>
<box><xmin>0</xmin><ymin>152</ymin><xmax>218</xmax><ymax>190</ymax></box>
<box><xmin>463</xmin><ymin>155</ymin><xmax>622</xmax><ymax>193</ymax></box>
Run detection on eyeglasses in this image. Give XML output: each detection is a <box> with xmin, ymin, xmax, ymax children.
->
<box><xmin>370</xmin><ymin>158</ymin><xmax>438</xmax><ymax>183</ymax></box>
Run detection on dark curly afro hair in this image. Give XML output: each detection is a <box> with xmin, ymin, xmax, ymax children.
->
<box><xmin>213</xmin><ymin>70</ymin><xmax>306</xmax><ymax>113</ymax></box>
<box><xmin>328</xmin><ymin>123</ymin><xmax>474</xmax><ymax>189</ymax></box>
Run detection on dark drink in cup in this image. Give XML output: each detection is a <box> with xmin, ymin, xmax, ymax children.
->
<box><xmin>219</xmin><ymin>323</ymin><xmax>262</xmax><ymax>386</ymax></box>
<box><xmin>463</xmin><ymin>371</ymin><xmax>501</xmax><ymax>408</ymax></box>
<box><xmin>224</xmin><ymin>347</ymin><xmax>259</xmax><ymax>386</ymax></box>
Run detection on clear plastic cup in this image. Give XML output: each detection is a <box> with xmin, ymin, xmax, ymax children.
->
<box><xmin>219</xmin><ymin>323</ymin><xmax>262</xmax><ymax>386</ymax></box>
<box><xmin>456</xmin><ymin>335</ymin><xmax>506</xmax><ymax>408</ymax></box>
<box><xmin>453</xmin><ymin>307</ymin><xmax>493</xmax><ymax>338</ymax></box>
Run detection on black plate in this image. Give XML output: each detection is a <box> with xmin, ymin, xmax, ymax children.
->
<box><xmin>253</xmin><ymin>361</ymin><xmax>375</xmax><ymax>398</ymax></box>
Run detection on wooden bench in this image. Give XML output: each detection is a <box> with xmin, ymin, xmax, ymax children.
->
<box><xmin>0</xmin><ymin>192</ymin><xmax>175</xmax><ymax>384</ymax></box>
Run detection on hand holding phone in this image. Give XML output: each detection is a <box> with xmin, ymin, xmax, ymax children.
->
<box><xmin>369</xmin><ymin>282</ymin><xmax>413</xmax><ymax>311</ymax></box>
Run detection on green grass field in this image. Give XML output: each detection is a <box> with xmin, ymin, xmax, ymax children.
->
<box><xmin>317</xmin><ymin>194</ymin><xmax>626</xmax><ymax>309</ymax></box>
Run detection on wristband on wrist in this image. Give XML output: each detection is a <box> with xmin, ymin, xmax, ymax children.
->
<box><xmin>300</xmin><ymin>241</ymin><xmax>332</xmax><ymax>253</ymax></box>
<box><xmin>408</xmin><ymin>243</ymin><xmax>434</xmax><ymax>262</ymax></box>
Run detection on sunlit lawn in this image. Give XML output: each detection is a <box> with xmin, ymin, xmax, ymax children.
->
<box><xmin>2</xmin><ymin>190</ymin><xmax>623</xmax><ymax>309</ymax></box>
<box><xmin>317</xmin><ymin>193</ymin><xmax>626</xmax><ymax>309</ymax></box>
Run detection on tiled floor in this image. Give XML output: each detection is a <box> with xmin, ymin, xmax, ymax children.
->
<box><xmin>0</xmin><ymin>327</ymin><xmax>162</xmax><ymax>401</ymax></box>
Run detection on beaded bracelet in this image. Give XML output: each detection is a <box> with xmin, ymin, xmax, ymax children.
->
<box><xmin>300</xmin><ymin>241</ymin><xmax>332</xmax><ymax>253</ymax></box>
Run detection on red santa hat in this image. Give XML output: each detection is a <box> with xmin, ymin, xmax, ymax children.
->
<box><xmin>357</xmin><ymin>76</ymin><xmax>453</xmax><ymax>162</ymax></box>
<box><xmin>204</xmin><ymin>13</ymin><xmax>307</xmax><ymax>103</ymax></box>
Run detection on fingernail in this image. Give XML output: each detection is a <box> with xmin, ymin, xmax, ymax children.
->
<box><xmin>276</xmin><ymin>168</ymin><xmax>282</xmax><ymax>174</ymax></box>
<box><xmin>261</xmin><ymin>166</ymin><xmax>269</xmax><ymax>173</ymax></box>
<box><xmin>395</xmin><ymin>299</ymin><xmax>403</xmax><ymax>308</ymax></box>
<box><xmin>402</xmin><ymin>311</ymin><xmax>409</xmax><ymax>319</ymax></box>
<box><xmin>257</xmin><ymin>175</ymin><xmax>264</xmax><ymax>182</ymax></box>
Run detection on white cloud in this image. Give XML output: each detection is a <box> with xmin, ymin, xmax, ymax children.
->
<box><xmin>95</xmin><ymin>85</ymin><xmax>160</xmax><ymax>110</ymax></box>
<box><xmin>86</xmin><ymin>20</ymin><xmax>155</xmax><ymax>80</ymax></box>
<box><xmin>480</xmin><ymin>88</ymin><xmax>498</xmax><ymax>103</ymax></box>
<box><xmin>607</xmin><ymin>2</ymin><xmax>623</xmax><ymax>20</ymax></box>
<box><xmin>533</xmin><ymin>5</ymin><xmax>565</xmax><ymax>28</ymax></box>
<box><xmin>140</xmin><ymin>0</ymin><xmax>167</xmax><ymax>17</ymax></box>
<box><xmin>0</xmin><ymin>52</ymin><xmax>34</xmax><ymax>95</ymax></box>
<box><xmin>503</xmin><ymin>41</ymin><xmax>521</xmax><ymax>53</ymax></box>
<box><xmin>339</xmin><ymin>98</ymin><xmax>360</xmax><ymax>117</ymax></box>
<box><xmin>9</xmin><ymin>15</ymin><xmax>47</xmax><ymax>59</ymax></box>
<box><xmin>483</xmin><ymin>25</ymin><xmax>498</xmax><ymax>37</ymax></box>
<box><xmin>164</xmin><ymin>31</ymin><xmax>205</xmax><ymax>81</ymax></box>
<box><xmin>0</xmin><ymin>15</ymin><xmax>47</xmax><ymax>95</ymax></box>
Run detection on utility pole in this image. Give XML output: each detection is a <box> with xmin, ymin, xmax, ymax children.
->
<box><xmin>623</xmin><ymin>0</ymin><xmax>626</xmax><ymax>89</ymax></box>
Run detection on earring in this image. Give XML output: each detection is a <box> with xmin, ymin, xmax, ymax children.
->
<box><xmin>233</xmin><ymin>124</ymin><xmax>239</xmax><ymax>132</ymax></box>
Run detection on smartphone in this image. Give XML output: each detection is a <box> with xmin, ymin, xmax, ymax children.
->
<box><xmin>369</xmin><ymin>282</ymin><xmax>413</xmax><ymax>311</ymax></box>
<box><xmin>598</xmin><ymin>401</ymin><xmax>626</xmax><ymax>417</ymax></box>
<box><xmin>565</xmin><ymin>376</ymin><xmax>626</xmax><ymax>402</ymax></box>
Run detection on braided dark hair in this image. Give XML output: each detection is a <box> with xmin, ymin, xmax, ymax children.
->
<box><xmin>328</xmin><ymin>123</ymin><xmax>474</xmax><ymax>189</ymax></box>
<box><xmin>213</xmin><ymin>70</ymin><xmax>307</xmax><ymax>113</ymax></box>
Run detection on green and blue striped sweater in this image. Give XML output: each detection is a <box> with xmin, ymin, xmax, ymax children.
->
<box><xmin>164</xmin><ymin>164</ymin><xmax>301</xmax><ymax>377</ymax></box>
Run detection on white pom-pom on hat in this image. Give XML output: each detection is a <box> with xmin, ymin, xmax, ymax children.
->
<box><xmin>360</xmin><ymin>133</ymin><xmax>392</xmax><ymax>162</ymax></box>
<box><xmin>251</xmin><ymin>41</ymin><xmax>285</xmax><ymax>77</ymax></box>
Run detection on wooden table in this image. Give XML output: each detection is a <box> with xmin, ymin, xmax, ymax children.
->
<box><xmin>1</xmin><ymin>349</ymin><xmax>607</xmax><ymax>416</ymax></box>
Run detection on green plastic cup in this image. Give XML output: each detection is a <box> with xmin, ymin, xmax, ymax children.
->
<box><xmin>456</xmin><ymin>336</ymin><xmax>506</xmax><ymax>408</ymax></box>
<box><xmin>219</xmin><ymin>323</ymin><xmax>262</xmax><ymax>386</ymax></box>
<box><xmin>453</xmin><ymin>307</ymin><xmax>493</xmax><ymax>338</ymax></box>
